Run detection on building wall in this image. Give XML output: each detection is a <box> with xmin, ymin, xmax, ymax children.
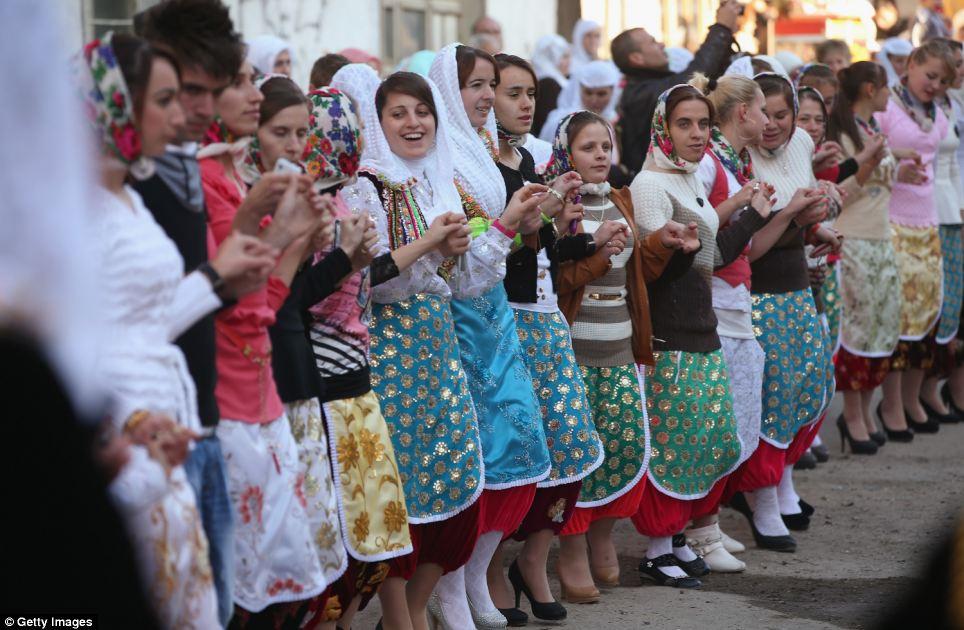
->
<box><xmin>486</xmin><ymin>0</ymin><xmax>558</xmax><ymax>57</ymax></box>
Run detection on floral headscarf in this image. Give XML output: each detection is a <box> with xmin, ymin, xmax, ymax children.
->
<box><xmin>304</xmin><ymin>87</ymin><xmax>362</xmax><ymax>190</ymax></box>
<box><xmin>237</xmin><ymin>73</ymin><xmax>290</xmax><ymax>184</ymax></box>
<box><xmin>647</xmin><ymin>84</ymin><xmax>704</xmax><ymax>174</ymax></box>
<box><xmin>708</xmin><ymin>126</ymin><xmax>753</xmax><ymax>185</ymax></box>
<box><xmin>75</xmin><ymin>31</ymin><xmax>153</xmax><ymax>179</ymax></box>
<box><xmin>543</xmin><ymin>110</ymin><xmax>612</xmax><ymax>197</ymax></box>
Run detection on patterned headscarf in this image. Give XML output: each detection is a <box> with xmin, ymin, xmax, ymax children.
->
<box><xmin>708</xmin><ymin>126</ymin><xmax>754</xmax><ymax>185</ymax></box>
<box><xmin>236</xmin><ymin>73</ymin><xmax>288</xmax><ymax>184</ymax></box>
<box><xmin>647</xmin><ymin>84</ymin><xmax>705</xmax><ymax>174</ymax></box>
<box><xmin>304</xmin><ymin>87</ymin><xmax>362</xmax><ymax>190</ymax></box>
<box><xmin>543</xmin><ymin>110</ymin><xmax>612</xmax><ymax>197</ymax></box>
<box><xmin>75</xmin><ymin>32</ymin><xmax>153</xmax><ymax>179</ymax></box>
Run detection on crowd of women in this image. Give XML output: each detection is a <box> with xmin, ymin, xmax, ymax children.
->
<box><xmin>13</xmin><ymin>0</ymin><xmax>964</xmax><ymax>628</ymax></box>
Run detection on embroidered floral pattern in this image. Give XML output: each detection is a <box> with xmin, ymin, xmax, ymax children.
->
<box><xmin>709</xmin><ymin>127</ymin><xmax>753</xmax><ymax>184</ymax></box>
<box><xmin>305</xmin><ymin>88</ymin><xmax>362</xmax><ymax>189</ymax></box>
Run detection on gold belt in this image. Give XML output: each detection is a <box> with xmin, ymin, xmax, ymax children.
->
<box><xmin>588</xmin><ymin>292</ymin><xmax>622</xmax><ymax>301</ymax></box>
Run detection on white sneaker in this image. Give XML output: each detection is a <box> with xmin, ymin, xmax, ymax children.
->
<box><xmin>685</xmin><ymin>524</ymin><xmax>746</xmax><ymax>573</ymax></box>
<box><xmin>721</xmin><ymin>529</ymin><xmax>746</xmax><ymax>554</ymax></box>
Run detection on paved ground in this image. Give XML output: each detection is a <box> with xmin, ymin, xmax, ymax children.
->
<box><xmin>355</xmin><ymin>396</ymin><xmax>964</xmax><ymax>629</ymax></box>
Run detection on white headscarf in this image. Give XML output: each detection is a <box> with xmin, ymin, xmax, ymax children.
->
<box><xmin>532</xmin><ymin>34</ymin><xmax>570</xmax><ymax>88</ymax></box>
<box><xmin>753</xmin><ymin>54</ymin><xmax>789</xmax><ymax>78</ymax></box>
<box><xmin>428</xmin><ymin>43</ymin><xmax>506</xmax><ymax>218</ymax></box>
<box><xmin>774</xmin><ymin>50</ymin><xmax>803</xmax><ymax>75</ymax></box>
<box><xmin>570</xmin><ymin>19</ymin><xmax>601</xmax><ymax>72</ymax></box>
<box><xmin>246</xmin><ymin>34</ymin><xmax>293</xmax><ymax>75</ymax></box>
<box><xmin>539</xmin><ymin>59</ymin><xmax>622</xmax><ymax>142</ymax></box>
<box><xmin>665</xmin><ymin>47</ymin><xmax>694</xmax><ymax>73</ymax></box>
<box><xmin>724</xmin><ymin>55</ymin><xmax>755</xmax><ymax>79</ymax></box>
<box><xmin>3</xmin><ymin>0</ymin><xmax>105</xmax><ymax>416</ymax></box>
<box><xmin>879</xmin><ymin>37</ymin><xmax>913</xmax><ymax>86</ymax></box>
<box><xmin>331</xmin><ymin>63</ymin><xmax>462</xmax><ymax>217</ymax></box>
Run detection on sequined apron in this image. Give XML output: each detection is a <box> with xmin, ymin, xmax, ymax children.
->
<box><xmin>575</xmin><ymin>364</ymin><xmax>649</xmax><ymax>508</ymax></box>
<box><xmin>369</xmin><ymin>294</ymin><xmax>484</xmax><ymax>523</ymax></box>
<box><xmin>451</xmin><ymin>284</ymin><xmax>551</xmax><ymax>488</ymax></box>
<box><xmin>937</xmin><ymin>225</ymin><xmax>963</xmax><ymax>343</ymax></box>
<box><xmin>512</xmin><ymin>308</ymin><xmax>604</xmax><ymax>487</ymax></box>
<box><xmin>644</xmin><ymin>350</ymin><xmax>741</xmax><ymax>499</ymax></box>
<box><xmin>751</xmin><ymin>288</ymin><xmax>834</xmax><ymax>448</ymax></box>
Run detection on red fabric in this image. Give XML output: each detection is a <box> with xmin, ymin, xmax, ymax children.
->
<box><xmin>201</xmin><ymin>157</ymin><xmax>287</xmax><ymax>423</ymax></box>
<box><xmin>479</xmin><ymin>485</ymin><xmax>537</xmax><ymax>535</ymax></box>
<box><xmin>387</xmin><ymin>498</ymin><xmax>482</xmax><ymax>579</ymax></box>
<box><xmin>815</xmin><ymin>163</ymin><xmax>839</xmax><ymax>182</ymax></box>
<box><xmin>630</xmin><ymin>474</ymin><xmax>730</xmax><ymax>537</ymax></box>
<box><xmin>834</xmin><ymin>347</ymin><xmax>891</xmax><ymax>391</ymax></box>
<box><xmin>723</xmin><ymin>415</ymin><xmax>826</xmax><ymax>501</ymax></box>
<box><xmin>511</xmin><ymin>481</ymin><xmax>582</xmax><ymax>540</ymax></box>
<box><xmin>706</xmin><ymin>149</ymin><xmax>752</xmax><ymax>289</ymax></box>
<box><xmin>560</xmin><ymin>477</ymin><xmax>647</xmax><ymax>536</ymax></box>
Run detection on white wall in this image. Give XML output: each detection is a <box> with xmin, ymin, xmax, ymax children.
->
<box><xmin>225</xmin><ymin>0</ymin><xmax>380</xmax><ymax>88</ymax></box>
<box><xmin>486</xmin><ymin>0</ymin><xmax>557</xmax><ymax>58</ymax></box>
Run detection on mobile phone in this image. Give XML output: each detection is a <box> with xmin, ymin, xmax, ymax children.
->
<box><xmin>274</xmin><ymin>157</ymin><xmax>301</xmax><ymax>174</ymax></box>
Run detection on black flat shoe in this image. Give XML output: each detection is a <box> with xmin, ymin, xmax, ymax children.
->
<box><xmin>811</xmin><ymin>442</ymin><xmax>830</xmax><ymax>462</ymax></box>
<box><xmin>671</xmin><ymin>534</ymin><xmax>710</xmax><ymax>576</ymax></box>
<box><xmin>920</xmin><ymin>396</ymin><xmax>959</xmax><ymax>424</ymax></box>
<box><xmin>798</xmin><ymin>499</ymin><xmax>815</xmax><ymax>517</ymax></box>
<box><xmin>794</xmin><ymin>450</ymin><xmax>818</xmax><ymax>469</ymax></box>
<box><xmin>876</xmin><ymin>403</ymin><xmax>914</xmax><ymax>442</ymax></box>
<box><xmin>836</xmin><ymin>415</ymin><xmax>878</xmax><ymax>455</ymax></box>
<box><xmin>782</xmin><ymin>511</ymin><xmax>810</xmax><ymax>531</ymax></box>
<box><xmin>942</xmin><ymin>383</ymin><xmax>964</xmax><ymax>419</ymax></box>
<box><xmin>638</xmin><ymin>555</ymin><xmax>701</xmax><ymax>588</ymax></box>
<box><xmin>749</xmin><ymin>520</ymin><xmax>797</xmax><ymax>552</ymax></box>
<box><xmin>497</xmin><ymin>607</ymin><xmax>529</xmax><ymax>627</ymax></box>
<box><xmin>508</xmin><ymin>559</ymin><xmax>566</xmax><ymax>621</ymax></box>
<box><xmin>905</xmin><ymin>407</ymin><xmax>940</xmax><ymax>433</ymax></box>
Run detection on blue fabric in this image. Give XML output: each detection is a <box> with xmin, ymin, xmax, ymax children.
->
<box><xmin>512</xmin><ymin>308</ymin><xmax>603</xmax><ymax>487</ymax></box>
<box><xmin>451</xmin><ymin>285</ymin><xmax>551</xmax><ymax>487</ymax></box>
<box><xmin>368</xmin><ymin>294</ymin><xmax>485</xmax><ymax>522</ymax></box>
<box><xmin>937</xmin><ymin>225</ymin><xmax>963</xmax><ymax>342</ymax></box>
<box><xmin>183</xmin><ymin>435</ymin><xmax>235</xmax><ymax>627</ymax></box>
<box><xmin>751</xmin><ymin>288</ymin><xmax>834</xmax><ymax>448</ymax></box>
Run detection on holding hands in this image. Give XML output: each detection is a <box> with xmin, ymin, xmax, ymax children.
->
<box><xmin>593</xmin><ymin>220</ymin><xmax>630</xmax><ymax>257</ymax></box>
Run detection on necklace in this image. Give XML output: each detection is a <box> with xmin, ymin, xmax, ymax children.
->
<box><xmin>683</xmin><ymin>173</ymin><xmax>705</xmax><ymax>207</ymax></box>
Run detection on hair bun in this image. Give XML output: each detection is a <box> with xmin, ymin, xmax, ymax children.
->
<box><xmin>689</xmin><ymin>72</ymin><xmax>711</xmax><ymax>95</ymax></box>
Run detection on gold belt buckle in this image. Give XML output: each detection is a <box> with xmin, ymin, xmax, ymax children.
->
<box><xmin>588</xmin><ymin>292</ymin><xmax>622</xmax><ymax>301</ymax></box>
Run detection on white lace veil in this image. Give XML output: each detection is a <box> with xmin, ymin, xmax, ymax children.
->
<box><xmin>532</xmin><ymin>34</ymin><xmax>570</xmax><ymax>88</ymax></box>
<box><xmin>429</xmin><ymin>43</ymin><xmax>507</xmax><ymax>218</ymax></box>
<box><xmin>331</xmin><ymin>63</ymin><xmax>462</xmax><ymax>218</ymax></box>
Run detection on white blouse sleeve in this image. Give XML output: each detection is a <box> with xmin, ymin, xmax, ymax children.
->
<box><xmin>344</xmin><ymin>178</ymin><xmax>449</xmax><ymax>303</ymax></box>
<box><xmin>448</xmin><ymin>227</ymin><xmax>512</xmax><ymax>299</ymax></box>
<box><xmin>168</xmin><ymin>271</ymin><xmax>221</xmax><ymax>341</ymax></box>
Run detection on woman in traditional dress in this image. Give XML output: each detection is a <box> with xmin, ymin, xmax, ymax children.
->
<box><xmin>876</xmin><ymin>40</ymin><xmax>957</xmax><ymax>437</ymax></box>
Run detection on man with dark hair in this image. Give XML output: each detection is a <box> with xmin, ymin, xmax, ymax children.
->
<box><xmin>614</xmin><ymin>0</ymin><xmax>741</xmax><ymax>175</ymax></box>
<box><xmin>132</xmin><ymin>1</ymin><xmax>262</xmax><ymax>625</ymax></box>
<box><xmin>309</xmin><ymin>52</ymin><xmax>350</xmax><ymax>91</ymax></box>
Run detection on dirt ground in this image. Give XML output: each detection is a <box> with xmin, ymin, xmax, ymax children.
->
<box><xmin>354</xmin><ymin>395</ymin><xmax>964</xmax><ymax>629</ymax></box>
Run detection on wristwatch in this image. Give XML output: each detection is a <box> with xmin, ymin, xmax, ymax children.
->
<box><xmin>197</xmin><ymin>261</ymin><xmax>225</xmax><ymax>295</ymax></box>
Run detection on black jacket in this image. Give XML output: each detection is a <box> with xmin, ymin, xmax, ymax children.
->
<box><xmin>617</xmin><ymin>24</ymin><xmax>736</xmax><ymax>176</ymax></box>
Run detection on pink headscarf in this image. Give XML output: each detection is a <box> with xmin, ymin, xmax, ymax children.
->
<box><xmin>338</xmin><ymin>48</ymin><xmax>382</xmax><ymax>73</ymax></box>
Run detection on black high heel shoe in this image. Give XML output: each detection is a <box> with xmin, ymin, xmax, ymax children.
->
<box><xmin>920</xmin><ymin>396</ymin><xmax>959</xmax><ymax>424</ymax></box>
<box><xmin>729</xmin><ymin>492</ymin><xmax>798</xmax><ymax>552</ymax></box>
<box><xmin>904</xmin><ymin>407</ymin><xmax>940</xmax><ymax>433</ymax></box>
<box><xmin>876</xmin><ymin>403</ymin><xmax>914</xmax><ymax>442</ymax></box>
<box><xmin>638</xmin><ymin>555</ymin><xmax>701</xmax><ymax>588</ymax></box>
<box><xmin>793</xmin><ymin>449</ymin><xmax>817</xmax><ymax>470</ymax></box>
<box><xmin>942</xmin><ymin>383</ymin><xmax>964</xmax><ymax>419</ymax></box>
<box><xmin>508</xmin><ymin>559</ymin><xmax>566</xmax><ymax>621</ymax></box>
<box><xmin>836</xmin><ymin>415</ymin><xmax>878</xmax><ymax>455</ymax></box>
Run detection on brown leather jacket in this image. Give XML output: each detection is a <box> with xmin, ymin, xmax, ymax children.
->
<box><xmin>556</xmin><ymin>187</ymin><xmax>675</xmax><ymax>366</ymax></box>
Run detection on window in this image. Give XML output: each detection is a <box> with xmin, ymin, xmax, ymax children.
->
<box><xmin>382</xmin><ymin>0</ymin><xmax>465</xmax><ymax>66</ymax></box>
<box><xmin>84</xmin><ymin>0</ymin><xmax>138</xmax><ymax>39</ymax></box>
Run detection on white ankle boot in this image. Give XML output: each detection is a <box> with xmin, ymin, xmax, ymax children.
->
<box><xmin>685</xmin><ymin>524</ymin><xmax>746</xmax><ymax>573</ymax></box>
<box><xmin>720</xmin><ymin>529</ymin><xmax>746</xmax><ymax>554</ymax></box>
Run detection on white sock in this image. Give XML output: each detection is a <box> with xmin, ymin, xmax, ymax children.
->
<box><xmin>777</xmin><ymin>465</ymin><xmax>802</xmax><ymax>515</ymax></box>
<box><xmin>671</xmin><ymin>534</ymin><xmax>699</xmax><ymax>562</ymax></box>
<box><xmin>750</xmin><ymin>486</ymin><xmax>790</xmax><ymax>536</ymax></box>
<box><xmin>464</xmin><ymin>530</ymin><xmax>502</xmax><ymax>614</ymax></box>
<box><xmin>646</xmin><ymin>536</ymin><xmax>688</xmax><ymax>578</ymax></box>
<box><xmin>434</xmin><ymin>567</ymin><xmax>474</xmax><ymax>629</ymax></box>
<box><xmin>812</xmin><ymin>434</ymin><xmax>824</xmax><ymax>447</ymax></box>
